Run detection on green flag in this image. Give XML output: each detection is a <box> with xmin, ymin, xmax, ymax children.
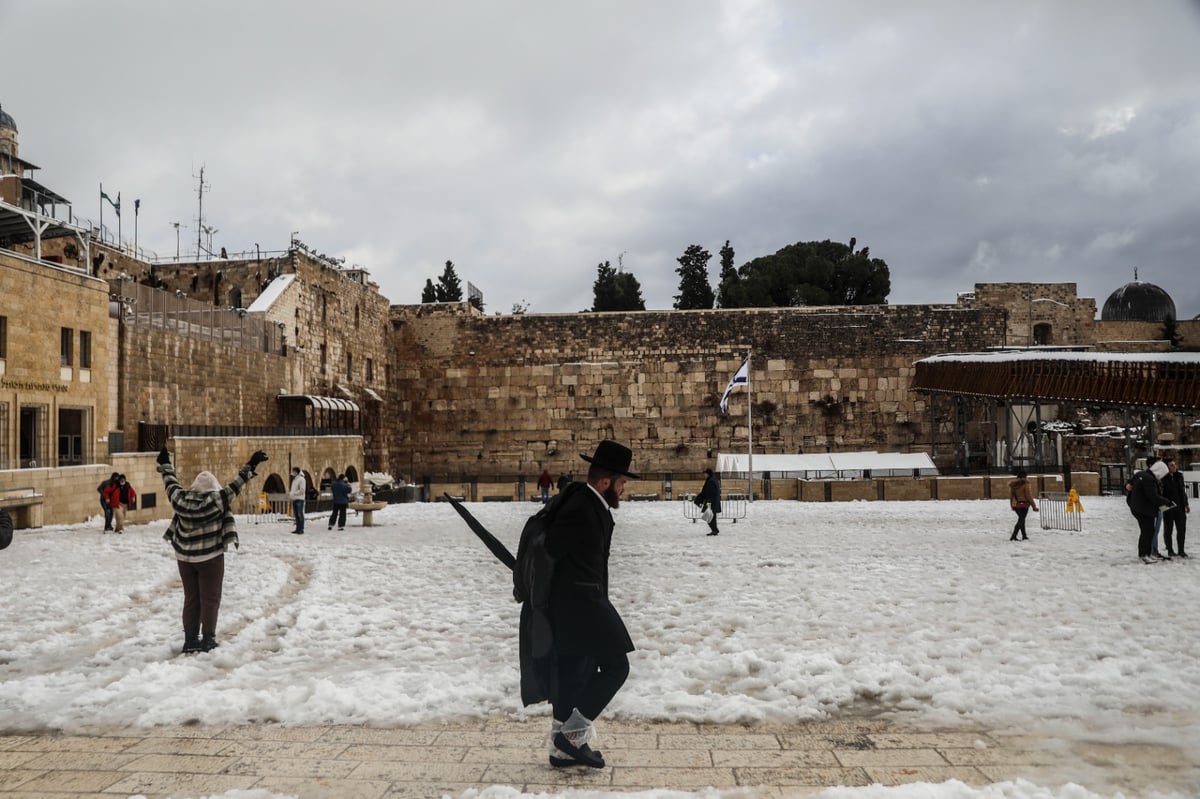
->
<box><xmin>101</xmin><ymin>190</ymin><xmax>121</xmax><ymax>217</ymax></box>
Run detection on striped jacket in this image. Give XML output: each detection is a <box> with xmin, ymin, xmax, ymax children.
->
<box><xmin>159</xmin><ymin>463</ymin><xmax>252</xmax><ymax>562</ymax></box>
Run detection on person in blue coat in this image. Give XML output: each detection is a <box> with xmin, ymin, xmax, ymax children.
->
<box><xmin>328</xmin><ymin>474</ymin><xmax>352</xmax><ymax>530</ymax></box>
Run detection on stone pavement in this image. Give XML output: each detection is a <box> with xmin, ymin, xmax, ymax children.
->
<box><xmin>0</xmin><ymin>716</ymin><xmax>1195</xmax><ymax>798</ymax></box>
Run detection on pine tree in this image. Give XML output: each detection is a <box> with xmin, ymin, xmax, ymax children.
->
<box><xmin>716</xmin><ymin>240</ymin><xmax>737</xmax><ymax>308</ymax></box>
<box><xmin>592</xmin><ymin>261</ymin><xmax>618</xmax><ymax>311</ymax></box>
<box><xmin>436</xmin><ymin>260</ymin><xmax>463</xmax><ymax>302</ymax></box>
<box><xmin>673</xmin><ymin>244</ymin><xmax>715</xmax><ymax>310</ymax></box>
<box><xmin>421</xmin><ymin>279</ymin><xmax>438</xmax><ymax>303</ymax></box>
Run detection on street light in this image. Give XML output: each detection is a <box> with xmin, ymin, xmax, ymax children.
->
<box><xmin>171</xmin><ymin>221</ymin><xmax>182</xmax><ymax>260</ymax></box>
<box><xmin>1028</xmin><ymin>297</ymin><xmax>1070</xmax><ymax>346</ymax></box>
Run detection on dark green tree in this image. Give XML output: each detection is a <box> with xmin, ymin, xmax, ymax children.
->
<box><xmin>716</xmin><ymin>240</ymin><xmax>737</xmax><ymax>308</ymax></box>
<box><xmin>420</xmin><ymin>278</ymin><xmax>438</xmax><ymax>303</ymax></box>
<box><xmin>614</xmin><ymin>271</ymin><xmax>645</xmax><ymax>311</ymax></box>
<box><xmin>720</xmin><ymin>238</ymin><xmax>890</xmax><ymax>308</ymax></box>
<box><xmin>673</xmin><ymin>244</ymin><xmax>715</xmax><ymax>310</ymax></box>
<box><xmin>592</xmin><ymin>261</ymin><xmax>619</xmax><ymax>311</ymax></box>
<box><xmin>592</xmin><ymin>261</ymin><xmax>646</xmax><ymax>311</ymax></box>
<box><xmin>435</xmin><ymin>260</ymin><xmax>463</xmax><ymax>302</ymax></box>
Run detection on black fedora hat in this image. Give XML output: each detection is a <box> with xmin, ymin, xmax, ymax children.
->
<box><xmin>581</xmin><ymin>439</ymin><xmax>640</xmax><ymax>479</ymax></box>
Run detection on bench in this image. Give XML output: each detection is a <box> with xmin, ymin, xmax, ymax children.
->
<box><xmin>0</xmin><ymin>487</ymin><xmax>45</xmax><ymax>529</ymax></box>
<box><xmin>629</xmin><ymin>493</ymin><xmax>659</xmax><ymax>501</ymax></box>
<box><xmin>482</xmin><ymin>495</ymin><xmax>513</xmax><ymax>502</ymax></box>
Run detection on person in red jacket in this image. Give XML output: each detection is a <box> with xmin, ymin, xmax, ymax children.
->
<box><xmin>103</xmin><ymin>474</ymin><xmax>137</xmax><ymax>534</ymax></box>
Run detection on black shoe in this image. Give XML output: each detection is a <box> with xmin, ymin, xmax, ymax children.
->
<box><xmin>1021</xmin><ymin>536</ymin><xmax>1028</xmax><ymax>541</ymax></box>
<box><xmin>553</xmin><ymin>732</ymin><xmax>605</xmax><ymax>768</ymax></box>
<box><xmin>181</xmin><ymin>637</ymin><xmax>202</xmax><ymax>655</ymax></box>
<box><xmin>290</xmin><ymin>529</ymin><xmax>304</xmax><ymax>535</ymax></box>
<box><xmin>1010</xmin><ymin>536</ymin><xmax>1018</xmax><ymax>541</ymax></box>
<box><xmin>1179</xmin><ymin>552</ymin><xmax>1190</xmax><ymax>558</ymax></box>
<box><xmin>198</xmin><ymin>635</ymin><xmax>219</xmax><ymax>652</ymax></box>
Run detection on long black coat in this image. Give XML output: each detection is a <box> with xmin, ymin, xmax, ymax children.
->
<box><xmin>697</xmin><ymin>474</ymin><xmax>722</xmax><ymax>514</ymax></box>
<box><xmin>519</xmin><ymin>483</ymin><xmax>634</xmax><ymax>706</ymax></box>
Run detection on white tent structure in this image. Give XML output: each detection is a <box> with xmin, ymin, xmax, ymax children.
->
<box><xmin>715</xmin><ymin>451</ymin><xmax>938</xmax><ymax>480</ymax></box>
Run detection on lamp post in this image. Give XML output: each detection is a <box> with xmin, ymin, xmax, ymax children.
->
<box><xmin>1027</xmin><ymin>297</ymin><xmax>1070</xmax><ymax>346</ymax></box>
<box><xmin>171</xmin><ymin>222</ymin><xmax>182</xmax><ymax>260</ymax></box>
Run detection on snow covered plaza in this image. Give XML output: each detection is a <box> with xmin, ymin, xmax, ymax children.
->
<box><xmin>2</xmin><ymin>495</ymin><xmax>1198</xmax><ymax>798</ymax></box>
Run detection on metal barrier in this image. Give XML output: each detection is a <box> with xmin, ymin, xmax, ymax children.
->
<box><xmin>1039</xmin><ymin>491</ymin><xmax>1083</xmax><ymax>532</ymax></box>
<box><xmin>680</xmin><ymin>493</ymin><xmax>749</xmax><ymax>525</ymax></box>
<box><xmin>248</xmin><ymin>492</ymin><xmax>291</xmax><ymax>525</ymax></box>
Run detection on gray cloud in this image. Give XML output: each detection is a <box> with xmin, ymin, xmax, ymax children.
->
<box><xmin>3</xmin><ymin>0</ymin><xmax>1196</xmax><ymax>318</ymax></box>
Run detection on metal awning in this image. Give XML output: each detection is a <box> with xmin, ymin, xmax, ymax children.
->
<box><xmin>278</xmin><ymin>394</ymin><xmax>360</xmax><ymax>413</ymax></box>
<box><xmin>362</xmin><ymin>387</ymin><xmax>384</xmax><ymax>402</ymax></box>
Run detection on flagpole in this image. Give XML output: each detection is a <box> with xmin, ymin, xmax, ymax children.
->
<box><xmin>746</xmin><ymin>350</ymin><xmax>753</xmax><ymax>502</ymax></box>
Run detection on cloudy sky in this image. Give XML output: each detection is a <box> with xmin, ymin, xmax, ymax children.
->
<box><xmin>2</xmin><ymin>1</ymin><xmax>1197</xmax><ymax>318</ymax></box>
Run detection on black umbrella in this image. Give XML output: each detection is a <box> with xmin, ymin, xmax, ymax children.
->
<box><xmin>443</xmin><ymin>493</ymin><xmax>516</xmax><ymax>570</ymax></box>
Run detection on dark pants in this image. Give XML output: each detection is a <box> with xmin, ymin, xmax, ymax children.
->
<box><xmin>292</xmin><ymin>499</ymin><xmax>306</xmax><ymax>532</ymax></box>
<box><xmin>1135</xmin><ymin>513</ymin><xmax>1157</xmax><ymax>557</ymax></box>
<box><xmin>178</xmin><ymin>555</ymin><xmax>225</xmax><ymax>638</ymax></box>
<box><xmin>552</xmin><ymin>651</ymin><xmax>630</xmax><ymax>723</ymax></box>
<box><xmin>1163</xmin><ymin>508</ymin><xmax>1187</xmax><ymax>554</ymax></box>
<box><xmin>329</xmin><ymin>503</ymin><xmax>348</xmax><ymax>528</ymax></box>
<box><xmin>1011</xmin><ymin>506</ymin><xmax>1029</xmax><ymax>539</ymax></box>
<box><xmin>101</xmin><ymin>498</ymin><xmax>113</xmax><ymax>530</ymax></box>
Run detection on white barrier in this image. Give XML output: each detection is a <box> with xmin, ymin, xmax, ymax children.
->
<box><xmin>1039</xmin><ymin>491</ymin><xmax>1083</xmax><ymax>532</ymax></box>
<box><xmin>249</xmin><ymin>492</ymin><xmax>291</xmax><ymax>525</ymax></box>
<box><xmin>681</xmin><ymin>493</ymin><xmax>748</xmax><ymax>525</ymax></box>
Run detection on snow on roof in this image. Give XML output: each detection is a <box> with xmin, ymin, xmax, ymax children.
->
<box><xmin>917</xmin><ymin>350</ymin><xmax>1200</xmax><ymax>365</ymax></box>
<box><xmin>246</xmin><ymin>273</ymin><xmax>296</xmax><ymax>312</ymax></box>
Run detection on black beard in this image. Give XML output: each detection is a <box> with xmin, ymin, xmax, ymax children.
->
<box><xmin>603</xmin><ymin>483</ymin><xmax>621</xmax><ymax>509</ymax></box>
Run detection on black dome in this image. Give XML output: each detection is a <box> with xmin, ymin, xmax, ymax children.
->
<box><xmin>0</xmin><ymin>103</ymin><xmax>15</xmax><ymax>132</ymax></box>
<box><xmin>1101</xmin><ymin>280</ymin><xmax>1176</xmax><ymax>322</ymax></box>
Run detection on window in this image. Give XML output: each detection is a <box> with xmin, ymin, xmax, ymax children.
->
<box><xmin>366</xmin><ymin>358</ymin><xmax>374</xmax><ymax>382</ymax></box>
<box><xmin>79</xmin><ymin>331</ymin><xmax>92</xmax><ymax>368</ymax></box>
<box><xmin>61</xmin><ymin>328</ymin><xmax>73</xmax><ymax>367</ymax></box>
<box><xmin>319</xmin><ymin>344</ymin><xmax>327</xmax><ymax>372</ymax></box>
<box><xmin>0</xmin><ymin>316</ymin><xmax>7</xmax><ymax>358</ymax></box>
<box><xmin>346</xmin><ymin>352</ymin><xmax>353</xmax><ymax>381</ymax></box>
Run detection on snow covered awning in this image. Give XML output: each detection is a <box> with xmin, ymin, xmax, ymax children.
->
<box><xmin>715</xmin><ymin>451</ymin><xmax>937</xmax><ymax>479</ymax></box>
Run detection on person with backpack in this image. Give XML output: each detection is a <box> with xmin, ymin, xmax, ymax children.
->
<box><xmin>97</xmin><ymin>471</ymin><xmax>119</xmax><ymax>532</ymax></box>
<box><xmin>1160</xmin><ymin>457</ymin><xmax>1190</xmax><ymax>558</ymax></box>
<box><xmin>520</xmin><ymin>440</ymin><xmax>639</xmax><ymax>769</ymax></box>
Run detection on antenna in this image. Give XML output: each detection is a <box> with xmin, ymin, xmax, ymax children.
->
<box><xmin>194</xmin><ymin>165</ymin><xmax>209</xmax><ymax>256</ymax></box>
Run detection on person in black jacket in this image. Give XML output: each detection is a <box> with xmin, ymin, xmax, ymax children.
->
<box><xmin>1128</xmin><ymin>460</ymin><xmax>1173</xmax><ymax>563</ymax></box>
<box><xmin>696</xmin><ymin>467</ymin><xmax>723</xmax><ymax>536</ymax></box>
<box><xmin>1161</xmin><ymin>457</ymin><xmax>1191</xmax><ymax>558</ymax></box>
<box><xmin>538</xmin><ymin>440</ymin><xmax>638</xmax><ymax>769</ymax></box>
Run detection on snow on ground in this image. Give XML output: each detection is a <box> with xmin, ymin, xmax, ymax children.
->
<box><xmin>3</xmin><ymin>494</ymin><xmax>1197</xmax><ymax>799</ymax></box>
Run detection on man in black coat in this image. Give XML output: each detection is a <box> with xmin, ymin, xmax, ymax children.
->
<box><xmin>1129</xmin><ymin>460</ymin><xmax>1173</xmax><ymax>563</ymax></box>
<box><xmin>696</xmin><ymin>467</ymin><xmax>723</xmax><ymax>536</ymax></box>
<box><xmin>532</xmin><ymin>439</ymin><xmax>638</xmax><ymax>769</ymax></box>
<box><xmin>1161</xmin><ymin>457</ymin><xmax>1191</xmax><ymax>557</ymax></box>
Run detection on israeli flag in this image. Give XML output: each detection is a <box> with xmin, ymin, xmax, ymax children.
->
<box><xmin>719</xmin><ymin>356</ymin><xmax>750</xmax><ymax>414</ymax></box>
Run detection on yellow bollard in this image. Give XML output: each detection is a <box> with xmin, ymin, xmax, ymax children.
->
<box><xmin>1066</xmin><ymin>488</ymin><xmax>1084</xmax><ymax>513</ymax></box>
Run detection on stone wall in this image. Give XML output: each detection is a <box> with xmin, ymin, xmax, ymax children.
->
<box><xmin>959</xmin><ymin>282</ymin><xmax>1097</xmax><ymax>347</ymax></box>
<box><xmin>387</xmin><ymin>302</ymin><xmax>1008</xmax><ymax>480</ymax></box>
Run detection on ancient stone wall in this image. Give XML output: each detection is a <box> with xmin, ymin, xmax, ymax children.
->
<box><xmin>386</xmin><ymin>302</ymin><xmax>1008</xmax><ymax>480</ymax></box>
